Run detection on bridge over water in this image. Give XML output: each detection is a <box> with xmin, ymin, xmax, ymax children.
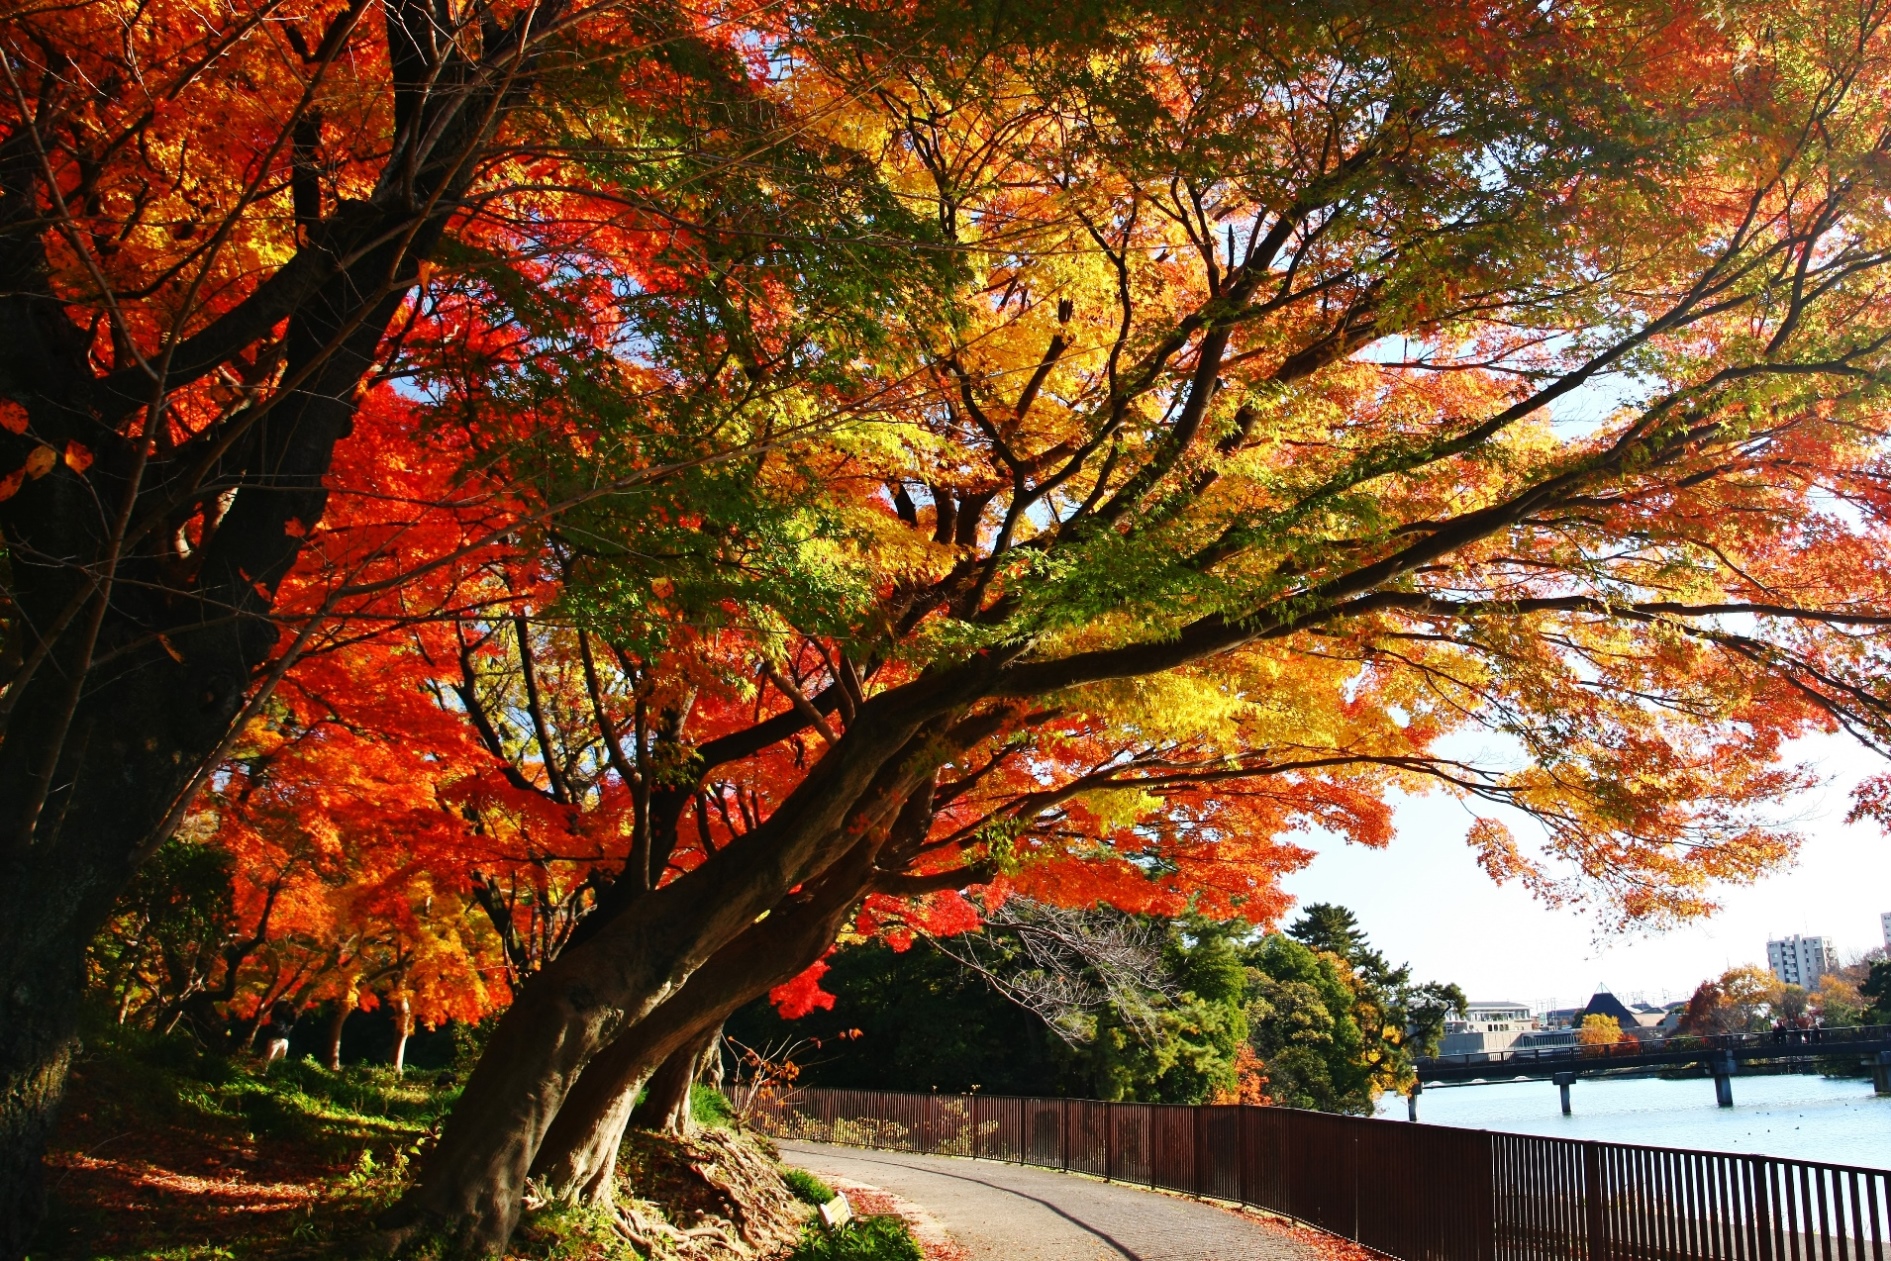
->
<box><xmin>1412</xmin><ymin>1022</ymin><xmax>1891</xmax><ymax>1116</ymax></box>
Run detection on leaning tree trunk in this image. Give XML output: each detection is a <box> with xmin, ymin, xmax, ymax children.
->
<box><xmin>531</xmin><ymin>1028</ymin><xmax>717</xmax><ymax>1209</ymax></box>
<box><xmin>378</xmin><ymin>708</ymin><xmax>950</xmax><ymax>1253</ymax></box>
<box><xmin>527</xmin><ymin>827</ymin><xmax>899</xmax><ymax>1205</ymax></box>
<box><xmin>626</xmin><ymin>1028</ymin><xmax>716</xmax><ymax>1137</ymax></box>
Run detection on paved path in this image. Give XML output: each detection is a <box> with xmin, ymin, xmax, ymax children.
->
<box><xmin>779</xmin><ymin>1141</ymin><xmax>1325</xmax><ymax>1261</ymax></box>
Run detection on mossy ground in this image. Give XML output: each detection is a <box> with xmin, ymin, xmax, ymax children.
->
<box><xmin>31</xmin><ymin>1019</ymin><xmax>926</xmax><ymax>1261</ymax></box>
<box><xmin>33</xmin><ymin>1020</ymin><xmax>459</xmax><ymax>1260</ymax></box>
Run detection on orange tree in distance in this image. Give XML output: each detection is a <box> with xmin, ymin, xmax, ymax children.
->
<box><xmin>356</xmin><ymin>0</ymin><xmax>1891</xmax><ymax>1251</ymax></box>
<box><xmin>0</xmin><ymin>0</ymin><xmax>945</xmax><ymax>1251</ymax></box>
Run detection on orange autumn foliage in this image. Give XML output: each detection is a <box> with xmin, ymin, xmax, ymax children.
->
<box><xmin>145</xmin><ymin>0</ymin><xmax>1891</xmax><ymax>1047</ymax></box>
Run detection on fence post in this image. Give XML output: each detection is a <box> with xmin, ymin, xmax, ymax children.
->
<box><xmin>1352</xmin><ymin>1127</ymin><xmax>1361</xmax><ymax>1244</ymax></box>
<box><xmin>1584</xmin><ymin>1141</ymin><xmax>1608</xmax><ymax>1261</ymax></box>
<box><xmin>1237</xmin><ymin>1103</ymin><xmax>1249</xmax><ymax>1208</ymax></box>
<box><xmin>1061</xmin><ymin>1097</ymin><xmax>1070</xmax><ymax>1172</ymax></box>
<box><xmin>1751</xmin><ymin>1157</ymin><xmax>1776</xmax><ymax>1261</ymax></box>
<box><xmin>1104</xmin><ymin>1101</ymin><xmax>1114</xmax><ymax>1182</ymax></box>
<box><xmin>1192</xmin><ymin>1106</ymin><xmax>1203</xmax><ymax>1198</ymax></box>
<box><xmin>970</xmin><ymin>1091</ymin><xmax>980</xmax><ymax>1160</ymax></box>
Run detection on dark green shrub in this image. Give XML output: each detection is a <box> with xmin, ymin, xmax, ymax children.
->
<box><xmin>791</xmin><ymin>1215</ymin><xmax>923</xmax><ymax>1261</ymax></box>
<box><xmin>781</xmin><ymin>1167</ymin><xmax>835</xmax><ymax>1205</ymax></box>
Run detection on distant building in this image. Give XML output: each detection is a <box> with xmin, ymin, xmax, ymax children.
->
<box><xmin>1438</xmin><ymin>1001</ymin><xmax>1540</xmax><ymax>1057</ymax></box>
<box><xmin>1651</xmin><ymin>1003</ymin><xmax>1689</xmax><ymax>1037</ymax></box>
<box><xmin>1767</xmin><ymin>935</ymin><xmax>1836</xmax><ymax>988</ymax></box>
<box><xmin>1573</xmin><ymin>986</ymin><xmax>1664</xmax><ymax>1041</ymax></box>
<box><xmin>1576</xmin><ymin>987</ymin><xmax>1638</xmax><ymax>1025</ymax></box>
<box><xmin>1514</xmin><ymin>1028</ymin><xmax>1579</xmax><ymax>1050</ymax></box>
<box><xmin>1882</xmin><ymin>912</ymin><xmax>1890</xmax><ymax>951</ymax></box>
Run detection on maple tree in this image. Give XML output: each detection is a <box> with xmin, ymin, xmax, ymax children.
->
<box><xmin>378</xmin><ymin>0</ymin><xmax>1891</xmax><ymax>1249</ymax></box>
<box><xmin>15</xmin><ymin>0</ymin><xmax>1891</xmax><ymax>1254</ymax></box>
<box><xmin>0</xmin><ymin>0</ymin><xmax>933</xmax><ymax>1248</ymax></box>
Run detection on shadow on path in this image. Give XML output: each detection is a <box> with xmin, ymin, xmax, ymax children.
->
<box><xmin>780</xmin><ymin>1140</ymin><xmax>1325</xmax><ymax>1261</ymax></box>
<box><xmin>817</xmin><ymin>1148</ymin><xmax>1145</xmax><ymax>1258</ymax></box>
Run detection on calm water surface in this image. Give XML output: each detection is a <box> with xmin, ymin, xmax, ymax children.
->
<box><xmin>1374</xmin><ymin>1074</ymin><xmax>1891</xmax><ymax>1169</ymax></box>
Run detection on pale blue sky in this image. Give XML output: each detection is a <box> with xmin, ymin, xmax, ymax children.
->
<box><xmin>1276</xmin><ymin>732</ymin><xmax>1891</xmax><ymax>1011</ymax></box>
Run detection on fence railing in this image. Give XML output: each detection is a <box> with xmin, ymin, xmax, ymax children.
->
<box><xmin>1422</xmin><ymin>1023</ymin><xmax>1891</xmax><ymax>1074</ymax></box>
<box><xmin>741</xmin><ymin>1086</ymin><xmax>1891</xmax><ymax>1261</ymax></box>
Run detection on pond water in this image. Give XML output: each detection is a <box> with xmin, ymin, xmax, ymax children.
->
<box><xmin>1374</xmin><ymin>1073</ymin><xmax>1891</xmax><ymax>1169</ymax></box>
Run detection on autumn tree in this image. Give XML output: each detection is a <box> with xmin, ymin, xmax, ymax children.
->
<box><xmin>1577</xmin><ymin>1014</ymin><xmax>1629</xmax><ymax>1046</ymax></box>
<box><xmin>0</xmin><ymin>0</ymin><xmax>575</xmax><ymax>1241</ymax></box>
<box><xmin>19</xmin><ymin>0</ymin><xmax>1891</xmax><ymax>1254</ymax></box>
<box><xmin>367</xmin><ymin>0</ymin><xmax>1891</xmax><ymax>1249</ymax></box>
<box><xmin>1678</xmin><ymin>965</ymin><xmax>1788</xmax><ymax>1035</ymax></box>
<box><xmin>0</xmin><ymin>0</ymin><xmax>944</xmax><ymax>1247</ymax></box>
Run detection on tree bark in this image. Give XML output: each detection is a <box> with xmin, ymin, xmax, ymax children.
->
<box><xmin>0</xmin><ymin>996</ymin><xmax>73</xmax><ymax>1261</ymax></box>
<box><xmin>380</xmin><ymin>711</ymin><xmax>956</xmax><ymax>1252</ymax></box>
<box><xmin>325</xmin><ymin>1000</ymin><xmax>352</xmax><ymax>1073</ymax></box>
<box><xmin>392</xmin><ymin>998</ymin><xmax>413</xmax><ymax>1075</ymax></box>
<box><xmin>527</xmin><ymin>830</ymin><xmax>896</xmax><ymax>1207</ymax></box>
<box><xmin>626</xmin><ymin>1029</ymin><xmax>714</xmax><ymax>1137</ymax></box>
<box><xmin>527</xmin><ymin>1027</ymin><xmax>718</xmax><ymax>1211</ymax></box>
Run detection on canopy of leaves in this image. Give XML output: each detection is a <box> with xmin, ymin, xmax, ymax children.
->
<box><xmin>32</xmin><ymin>0</ymin><xmax>1891</xmax><ymax>1136</ymax></box>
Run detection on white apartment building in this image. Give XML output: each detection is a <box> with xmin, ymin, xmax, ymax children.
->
<box><xmin>1882</xmin><ymin>911</ymin><xmax>1890</xmax><ymax>951</ymax></box>
<box><xmin>1766</xmin><ymin>934</ymin><xmax>1836</xmax><ymax>987</ymax></box>
<box><xmin>1438</xmin><ymin>1001</ymin><xmax>1540</xmax><ymax>1057</ymax></box>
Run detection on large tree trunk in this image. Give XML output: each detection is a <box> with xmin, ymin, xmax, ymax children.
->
<box><xmin>626</xmin><ymin>1029</ymin><xmax>715</xmax><ymax>1137</ymax></box>
<box><xmin>528</xmin><ymin>1027</ymin><xmax>717</xmax><ymax>1211</ymax></box>
<box><xmin>379</xmin><ymin>713</ymin><xmax>953</xmax><ymax>1253</ymax></box>
<box><xmin>527</xmin><ymin>827</ymin><xmax>901</xmax><ymax>1207</ymax></box>
<box><xmin>0</xmin><ymin>988</ymin><xmax>75</xmax><ymax>1261</ymax></box>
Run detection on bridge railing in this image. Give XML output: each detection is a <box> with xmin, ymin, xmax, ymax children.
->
<box><xmin>742</xmin><ymin>1084</ymin><xmax>1891</xmax><ymax>1261</ymax></box>
<box><xmin>1419</xmin><ymin>1022</ymin><xmax>1891</xmax><ymax>1074</ymax></box>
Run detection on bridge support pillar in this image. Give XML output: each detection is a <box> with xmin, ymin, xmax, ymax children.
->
<box><xmin>1873</xmin><ymin>1050</ymin><xmax>1891</xmax><ymax>1097</ymax></box>
<box><xmin>1554</xmin><ymin>1071</ymin><xmax>1575</xmax><ymax>1115</ymax></box>
<box><xmin>1407</xmin><ymin>1083</ymin><xmax>1421</xmax><ymax>1122</ymax></box>
<box><xmin>1713</xmin><ymin>1052</ymin><xmax>1736</xmax><ymax>1108</ymax></box>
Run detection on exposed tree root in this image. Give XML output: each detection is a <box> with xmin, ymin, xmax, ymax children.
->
<box><xmin>605</xmin><ymin>1127</ymin><xmax>806</xmax><ymax>1259</ymax></box>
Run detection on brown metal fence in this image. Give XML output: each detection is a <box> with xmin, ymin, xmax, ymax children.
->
<box><xmin>740</xmin><ymin>1086</ymin><xmax>1891</xmax><ymax>1261</ymax></box>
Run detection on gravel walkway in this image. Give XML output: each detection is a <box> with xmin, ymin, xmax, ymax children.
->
<box><xmin>779</xmin><ymin>1140</ymin><xmax>1328</xmax><ymax>1261</ymax></box>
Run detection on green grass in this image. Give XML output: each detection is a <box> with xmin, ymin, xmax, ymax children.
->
<box><xmin>508</xmin><ymin>1202</ymin><xmax>639</xmax><ymax>1260</ymax></box>
<box><xmin>790</xmin><ymin>1215</ymin><xmax>925</xmax><ymax>1261</ymax></box>
<box><xmin>781</xmin><ymin>1167</ymin><xmax>836</xmax><ymax>1205</ymax></box>
<box><xmin>33</xmin><ymin>1015</ymin><xmax>465</xmax><ymax>1259</ymax></box>
<box><xmin>690</xmin><ymin>1081</ymin><xmax>734</xmax><ymax>1129</ymax></box>
<box><xmin>67</xmin><ymin>1016</ymin><xmax>460</xmax><ymax>1155</ymax></box>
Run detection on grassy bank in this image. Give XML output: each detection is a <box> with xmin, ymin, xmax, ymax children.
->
<box><xmin>32</xmin><ymin>1019</ymin><xmax>928</xmax><ymax>1261</ymax></box>
<box><xmin>35</xmin><ymin>1019</ymin><xmax>460</xmax><ymax>1259</ymax></box>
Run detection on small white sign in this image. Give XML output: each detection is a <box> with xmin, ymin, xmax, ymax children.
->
<box><xmin>819</xmin><ymin>1192</ymin><xmax>853</xmax><ymax>1231</ymax></box>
